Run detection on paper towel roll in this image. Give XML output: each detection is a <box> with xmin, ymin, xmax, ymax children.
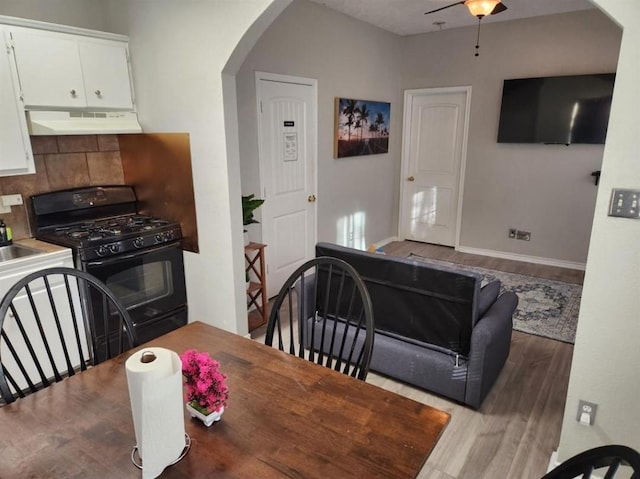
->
<box><xmin>126</xmin><ymin>347</ymin><xmax>186</xmax><ymax>479</ymax></box>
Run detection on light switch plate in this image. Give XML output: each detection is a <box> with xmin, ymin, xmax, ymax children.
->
<box><xmin>609</xmin><ymin>189</ymin><xmax>640</xmax><ymax>218</ymax></box>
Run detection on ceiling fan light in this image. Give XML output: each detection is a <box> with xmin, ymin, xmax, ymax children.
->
<box><xmin>464</xmin><ymin>0</ymin><xmax>500</xmax><ymax>17</ymax></box>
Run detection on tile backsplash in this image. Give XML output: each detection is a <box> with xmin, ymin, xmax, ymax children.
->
<box><xmin>0</xmin><ymin>134</ymin><xmax>124</xmax><ymax>240</ymax></box>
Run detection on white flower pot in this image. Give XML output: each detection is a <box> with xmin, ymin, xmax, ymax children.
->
<box><xmin>186</xmin><ymin>403</ymin><xmax>224</xmax><ymax>427</ymax></box>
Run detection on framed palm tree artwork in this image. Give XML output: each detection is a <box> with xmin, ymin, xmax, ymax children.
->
<box><xmin>334</xmin><ymin>98</ymin><xmax>390</xmax><ymax>158</ymax></box>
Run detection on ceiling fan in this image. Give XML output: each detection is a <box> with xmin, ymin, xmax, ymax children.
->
<box><xmin>425</xmin><ymin>0</ymin><xmax>508</xmax><ymax>56</ymax></box>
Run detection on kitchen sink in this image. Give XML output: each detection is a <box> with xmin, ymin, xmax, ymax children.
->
<box><xmin>0</xmin><ymin>244</ymin><xmax>42</xmax><ymax>262</ymax></box>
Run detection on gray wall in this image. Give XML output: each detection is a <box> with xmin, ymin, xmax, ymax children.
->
<box><xmin>237</xmin><ymin>0</ymin><xmax>402</xmax><ymax>249</ymax></box>
<box><xmin>237</xmin><ymin>3</ymin><xmax>621</xmax><ymax>266</ymax></box>
<box><xmin>0</xmin><ymin>0</ymin><xmax>106</xmax><ymax>30</ymax></box>
<box><xmin>402</xmin><ymin>10</ymin><xmax>621</xmax><ymax>265</ymax></box>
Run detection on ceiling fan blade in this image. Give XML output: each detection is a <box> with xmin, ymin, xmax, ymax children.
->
<box><xmin>424</xmin><ymin>1</ymin><xmax>465</xmax><ymax>15</ymax></box>
<box><xmin>490</xmin><ymin>2</ymin><xmax>508</xmax><ymax>15</ymax></box>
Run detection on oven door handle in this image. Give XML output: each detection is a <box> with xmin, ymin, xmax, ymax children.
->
<box><xmin>85</xmin><ymin>242</ymin><xmax>181</xmax><ymax>267</ymax></box>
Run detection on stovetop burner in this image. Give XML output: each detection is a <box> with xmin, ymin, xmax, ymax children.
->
<box><xmin>50</xmin><ymin>215</ymin><xmax>173</xmax><ymax>241</ymax></box>
<box><xmin>32</xmin><ymin>186</ymin><xmax>183</xmax><ymax>262</ymax></box>
<box><xmin>37</xmin><ymin>214</ymin><xmax>182</xmax><ymax>261</ymax></box>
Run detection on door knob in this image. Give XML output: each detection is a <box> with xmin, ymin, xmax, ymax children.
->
<box><xmin>70</xmin><ymin>89</ymin><xmax>77</xmax><ymax>97</ymax></box>
<box><xmin>308</xmin><ymin>195</ymin><xmax>316</xmax><ymax>202</ymax></box>
<box><xmin>407</xmin><ymin>176</ymin><xmax>415</xmax><ymax>182</ymax></box>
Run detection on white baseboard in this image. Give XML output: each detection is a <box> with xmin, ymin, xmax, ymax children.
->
<box><xmin>378</xmin><ymin>238</ymin><xmax>585</xmax><ymax>270</ymax></box>
<box><xmin>372</xmin><ymin>236</ymin><xmax>398</xmax><ymax>248</ymax></box>
<box><xmin>456</xmin><ymin>246</ymin><xmax>586</xmax><ymax>271</ymax></box>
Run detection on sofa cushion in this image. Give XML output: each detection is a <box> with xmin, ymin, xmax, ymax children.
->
<box><xmin>316</xmin><ymin>242</ymin><xmax>482</xmax><ymax>356</ymax></box>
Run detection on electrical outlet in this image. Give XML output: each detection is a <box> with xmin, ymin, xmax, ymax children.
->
<box><xmin>1</xmin><ymin>194</ymin><xmax>23</xmax><ymax>206</ymax></box>
<box><xmin>576</xmin><ymin>400</ymin><xmax>597</xmax><ymax>426</ymax></box>
<box><xmin>509</xmin><ymin>229</ymin><xmax>531</xmax><ymax>241</ymax></box>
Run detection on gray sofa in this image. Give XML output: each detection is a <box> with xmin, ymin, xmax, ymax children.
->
<box><xmin>315</xmin><ymin>242</ymin><xmax>518</xmax><ymax>409</ymax></box>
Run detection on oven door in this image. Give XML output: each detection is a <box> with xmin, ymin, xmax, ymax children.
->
<box><xmin>83</xmin><ymin>242</ymin><xmax>187</xmax><ymax>345</ymax></box>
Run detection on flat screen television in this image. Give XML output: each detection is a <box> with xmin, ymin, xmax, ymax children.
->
<box><xmin>497</xmin><ymin>73</ymin><xmax>616</xmax><ymax>145</ymax></box>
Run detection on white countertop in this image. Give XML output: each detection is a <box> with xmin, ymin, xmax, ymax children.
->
<box><xmin>15</xmin><ymin>238</ymin><xmax>70</xmax><ymax>254</ymax></box>
<box><xmin>0</xmin><ymin>238</ymin><xmax>73</xmax><ymax>271</ymax></box>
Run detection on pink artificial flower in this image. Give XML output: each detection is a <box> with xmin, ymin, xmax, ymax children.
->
<box><xmin>180</xmin><ymin>349</ymin><xmax>229</xmax><ymax>414</ymax></box>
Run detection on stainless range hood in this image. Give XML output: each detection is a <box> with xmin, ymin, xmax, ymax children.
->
<box><xmin>26</xmin><ymin>111</ymin><xmax>142</xmax><ymax>135</ymax></box>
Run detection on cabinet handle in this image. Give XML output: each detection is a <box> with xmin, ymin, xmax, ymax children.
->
<box><xmin>94</xmin><ymin>90</ymin><xmax>102</xmax><ymax>97</ymax></box>
<box><xmin>70</xmin><ymin>89</ymin><xmax>77</xmax><ymax>97</ymax></box>
<box><xmin>407</xmin><ymin>176</ymin><xmax>415</xmax><ymax>182</ymax></box>
<box><xmin>308</xmin><ymin>195</ymin><xmax>316</xmax><ymax>203</ymax></box>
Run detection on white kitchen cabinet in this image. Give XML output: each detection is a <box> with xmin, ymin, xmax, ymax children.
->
<box><xmin>0</xmin><ymin>244</ymin><xmax>75</xmax><ymax>300</ymax></box>
<box><xmin>79</xmin><ymin>40</ymin><xmax>133</xmax><ymax>110</ymax></box>
<box><xmin>0</xmin><ymin>29</ymin><xmax>34</xmax><ymax>176</ymax></box>
<box><xmin>9</xmin><ymin>28</ymin><xmax>134</xmax><ymax>111</ymax></box>
<box><xmin>0</xmin><ymin>244</ymin><xmax>88</xmax><ymax>393</ymax></box>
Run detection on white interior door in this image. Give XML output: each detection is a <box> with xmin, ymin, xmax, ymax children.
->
<box><xmin>257</xmin><ymin>73</ymin><xmax>317</xmax><ymax>298</ymax></box>
<box><xmin>399</xmin><ymin>87</ymin><xmax>471</xmax><ymax>247</ymax></box>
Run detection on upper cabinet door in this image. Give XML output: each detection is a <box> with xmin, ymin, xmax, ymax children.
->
<box><xmin>9</xmin><ymin>28</ymin><xmax>134</xmax><ymax>111</ymax></box>
<box><xmin>11</xmin><ymin>29</ymin><xmax>86</xmax><ymax>109</ymax></box>
<box><xmin>0</xmin><ymin>30</ymin><xmax>35</xmax><ymax>176</ymax></box>
<box><xmin>79</xmin><ymin>40</ymin><xmax>133</xmax><ymax>110</ymax></box>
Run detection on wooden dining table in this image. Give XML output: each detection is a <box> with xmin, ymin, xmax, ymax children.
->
<box><xmin>0</xmin><ymin>321</ymin><xmax>450</xmax><ymax>478</ymax></box>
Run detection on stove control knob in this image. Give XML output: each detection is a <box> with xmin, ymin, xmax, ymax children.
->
<box><xmin>95</xmin><ymin>245</ymin><xmax>108</xmax><ymax>257</ymax></box>
<box><xmin>133</xmin><ymin>237</ymin><xmax>145</xmax><ymax>248</ymax></box>
<box><xmin>108</xmin><ymin>243</ymin><xmax>120</xmax><ymax>254</ymax></box>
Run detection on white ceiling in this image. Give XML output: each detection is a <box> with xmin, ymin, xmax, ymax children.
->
<box><xmin>306</xmin><ymin>0</ymin><xmax>597</xmax><ymax>35</ymax></box>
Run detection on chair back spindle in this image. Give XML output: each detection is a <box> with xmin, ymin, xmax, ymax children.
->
<box><xmin>266</xmin><ymin>257</ymin><xmax>375</xmax><ymax>381</ymax></box>
<box><xmin>0</xmin><ymin>267</ymin><xmax>137</xmax><ymax>404</ymax></box>
<box><xmin>542</xmin><ymin>445</ymin><xmax>640</xmax><ymax>479</ymax></box>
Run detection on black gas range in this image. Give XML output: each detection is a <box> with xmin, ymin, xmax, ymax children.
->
<box><xmin>32</xmin><ymin>185</ymin><xmax>181</xmax><ymax>260</ymax></box>
<box><xmin>31</xmin><ymin>186</ymin><xmax>188</xmax><ymax>350</ymax></box>
<box><xmin>36</xmin><ymin>214</ymin><xmax>182</xmax><ymax>261</ymax></box>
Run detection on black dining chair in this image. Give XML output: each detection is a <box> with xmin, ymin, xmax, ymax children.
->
<box><xmin>0</xmin><ymin>267</ymin><xmax>137</xmax><ymax>404</ymax></box>
<box><xmin>542</xmin><ymin>445</ymin><xmax>640</xmax><ymax>479</ymax></box>
<box><xmin>265</xmin><ymin>257</ymin><xmax>375</xmax><ymax>381</ymax></box>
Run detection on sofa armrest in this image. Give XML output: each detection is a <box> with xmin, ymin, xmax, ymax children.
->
<box><xmin>464</xmin><ymin>291</ymin><xmax>518</xmax><ymax>409</ymax></box>
<box><xmin>477</xmin><ymin>280</ymin><xmax>501</xmax><ymax>319</ymax></box>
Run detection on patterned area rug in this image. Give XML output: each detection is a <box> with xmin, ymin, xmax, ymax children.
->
<box><xmin>408</xmin><ymin>254</ymin><xmax>582</xmax><ymax>344</ymax></box>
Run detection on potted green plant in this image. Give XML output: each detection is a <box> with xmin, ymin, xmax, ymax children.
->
<box><xmin>242</xmin><ymin>194</ymin><xmax>264</xmax><ymax>246</ymax></box>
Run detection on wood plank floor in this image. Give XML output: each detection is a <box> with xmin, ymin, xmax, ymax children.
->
<box><xmin>252</xmin><ymin>241</ymin><xmax>579</xmax><ymax>478</ymax></box>
<box><xmin>384</xmin><ymin>240</ymin><xmax>584</xmax><ymax>284</ymax></box>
